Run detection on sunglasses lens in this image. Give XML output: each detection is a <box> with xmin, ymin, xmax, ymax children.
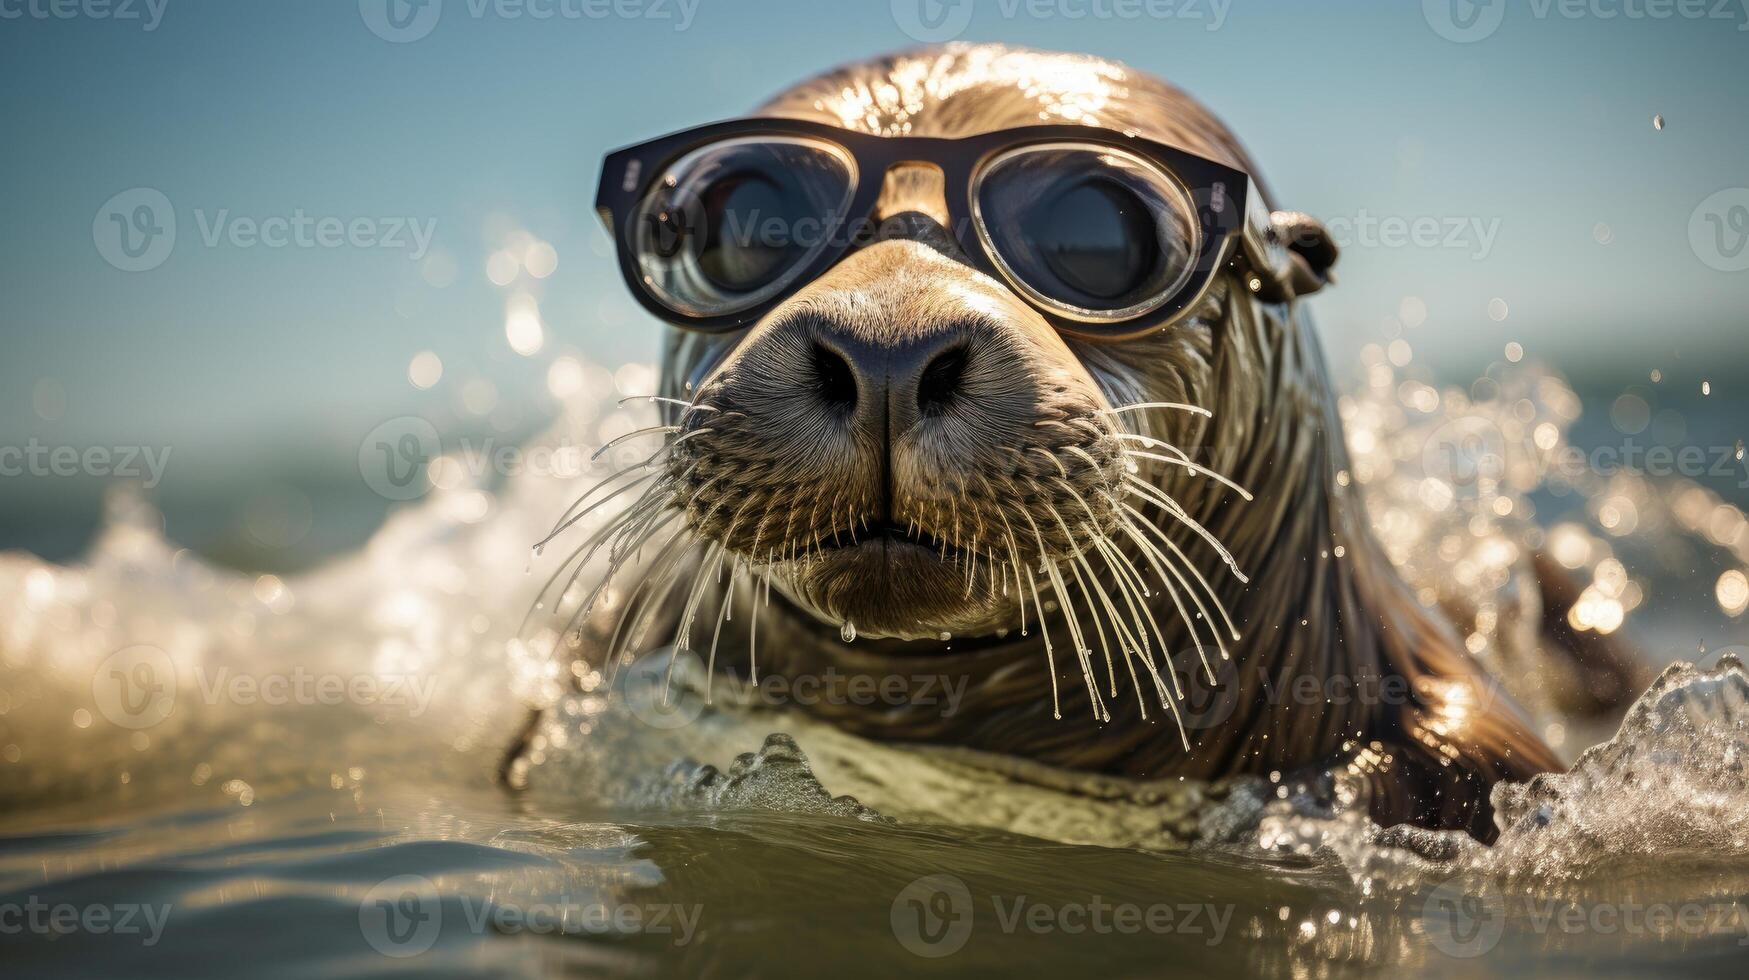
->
<box><xmin>974</xmin><ymin>144</ymin><xmax>1199</xmax><ymax>323</ymax></box>
<box><xmin>632</xmin><ymin>136</ymin><xmax>854</xmax><ymax>318</ymax></box>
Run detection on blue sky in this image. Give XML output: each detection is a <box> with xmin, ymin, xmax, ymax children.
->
<box><xmin>2</xmin><ymin>0</ymin><xmax>1746</xmax><ymax>560</ymax></box>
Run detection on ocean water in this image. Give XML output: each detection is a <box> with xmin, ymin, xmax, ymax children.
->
<box><xmin>4</xmin><ymin>354</ymin><xmax>1749</xmax><ymax>978</ymax></box>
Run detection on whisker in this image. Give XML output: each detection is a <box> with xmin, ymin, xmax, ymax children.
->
<box><xmin>1089</xmin><ymin>532</ymin><xmax>1177</xmax><ymax>693</ymax></box>
<box><xmin>1115</xmin><ymin>498</ymin><xmax>1241</xmax><ymax>688</ymax></box>
<box><xmin>1118</xmin><ymin>439</ymin><xmax>1254</xmax><ymax>502</ymax></box>
<box><xmin>1048</xmin><ymin>503</ymin><xmax>1118</xmax><ymax>697</ymax></box>
<box><xmin>1122</xmin><ymin>475</ymin><xmax>1249</xmax><ymax>584</ymax></box>
<box><xmin>1097</xmin><ymin>402</ymin><xmax>1213</xmax><ymax>419</ymax></box>
<box><xmin>525</xmin><ymin>485</ymin><xmax>673</xmax><ymax>637</ymax></box>
<box><xmin>1117</xmin><ymin>499</ymin><xmax>1242</xmax><ymax>641</ymax></box>
<box><xmin>618</xmin><ymin>394</ymin><xmax>720</xmax><ymax>414</ymax></box>
<box><xmin>749</xmin><ymin>556</ymin><xmax>774</xmax><ymax>684</ymax></box>
<box><xmin>1069</xmin><ymin>526</ymin><xmax>1152</xmax><ymax>719</ymax></box>
<box><xmin>705</xmin><ymin>558</ymin><xmax>737</xmax><ymax>703</ymax></box>
<box><xmin>620</xmin><ymin>536</ymin><xmax>704</xmax><ymax>670</ymax></box>
<box><xmin>534</xmin><ymin>470</ymin><xmax>659</xmax><ymax>553</ymax></box>
<box><xmin>672</xmin><ymin>542</ymin><xmax>725</xmax><ymax>656</ymax></box>
<box><xmin>590</xmin><ymin>424</ymin><xmax>680</xmax><ymax>462</ymax></box>
<box><xmin>1029</xmin><ymin>446</ymin><xmax>1069</xmax><ymax>480</ymax></box>
<box><xmin>1046</xmin><ymin>558</ymin><xmax>1106</xmax><ymax>722</ymax></box>
<box><xmin>1023</xmin><ymin>564</ymin><xmax>1060</xmax><ymax>719</ymax></box>
<box><xmin>603</xmin><ymin>520</ymin><xmax>695</xmax><ymax>678</ymax></box>
<box><xmin>1110</xmin><ymin>512</ymin><xmax>1212</xmax><ymax>690</ymax></box>
<box><xmin>568</xmin><ymin>501</ymin><xmax>681</xmax><ymax>640</ymax></box>
<box><xmin>664</xmin><ymin>543</ymin><xmax>722</xmax><ymax>703</ymax></box>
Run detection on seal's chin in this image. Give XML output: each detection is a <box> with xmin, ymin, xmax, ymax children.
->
<box><xmin>775</xmin><ymin>524</ymin><xmax>1011</xmax><ymax>642</ymax></box>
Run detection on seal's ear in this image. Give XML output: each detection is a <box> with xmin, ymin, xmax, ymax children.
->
<box><xmin>1239</xmin><ymin>199</ymin><xmax>1339</xmax><ymax>302</ymax></box>
<box><xmin>1270</xmin><ymin>210</ymin><xmax>1338</xmax><ymax>297</ymax></box>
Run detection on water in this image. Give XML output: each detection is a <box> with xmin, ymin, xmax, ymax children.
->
<box><xmin>4</xmin><ymin>355</ymin><xmax>1749</xmax><ymax>977</ymax></box>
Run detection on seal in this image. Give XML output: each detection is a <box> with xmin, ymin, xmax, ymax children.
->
<box><xmin>522</xmin><ymin>44</ymin><xmax>1634</xmax><ymax>842</ymax></box>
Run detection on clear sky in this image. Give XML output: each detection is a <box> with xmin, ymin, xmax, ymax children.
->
<box><xmin>2</xmin><ymin>0</ymin><xmax>1746</xmax><ymax>562</ymax></box>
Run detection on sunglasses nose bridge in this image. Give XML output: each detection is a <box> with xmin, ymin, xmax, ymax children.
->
<box><xmin>842</xmin><ymin>160</ymin><xmax>974</xmax><ymax>265</ymax></box>
<box><xmin>868</xmin><ymin>161</ymin><xmax>951</xmax><ymax>228</ymax></box>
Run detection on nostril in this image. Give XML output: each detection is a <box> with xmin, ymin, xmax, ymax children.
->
<box><xmin>916</xmin><ymin>345</ymin><xmax>969</xmax><ymax>416</ymax></box>
<box><xmin>810</xmin><ymin>342</ymin><xmax>858</xmax><ymax>411</ymax></box>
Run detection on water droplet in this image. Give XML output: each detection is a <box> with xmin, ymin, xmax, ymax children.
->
<box><xmin>1653</xmin><ymin>114</ymin><xmax>1664</xmax><ymax>131</ymax></box>
<box><xmin>840</xmin><ymin>621</ymin><xmax>856</xmax><ymax>643</ymax></box>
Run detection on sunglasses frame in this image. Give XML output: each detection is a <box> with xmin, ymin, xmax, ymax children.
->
<box><xmin>596</xmin><ymin>117</ymin><xmax>1281</xmax><ymax>341</ymax></box>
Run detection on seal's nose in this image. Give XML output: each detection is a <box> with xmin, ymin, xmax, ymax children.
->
<box><xmin>800</xmin><ymin>319</ymin><xmax>973</xmax><ymax>439</ymax></box>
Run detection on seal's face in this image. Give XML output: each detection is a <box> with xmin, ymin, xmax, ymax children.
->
<box><xmin>656</xmin><ymin>49</ymin><xmax>1255</xmax><ymax>642</ymax></box>
<box><xmin>672</xmin><ymin>224</ymin><xmax>1124</xmax><ymax>640</ymax></box>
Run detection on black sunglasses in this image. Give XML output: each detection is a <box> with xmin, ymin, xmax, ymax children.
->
<box><xmin>595</xmin><ymin>118</ymin><xmax>1289</xmax><ymax>340</ymax></box>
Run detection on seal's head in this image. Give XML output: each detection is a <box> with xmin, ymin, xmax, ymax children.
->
<box><xmin>636</xmin><ymin>45</ymin><xmax>1333</xmax><ymax>643</ymax></box>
